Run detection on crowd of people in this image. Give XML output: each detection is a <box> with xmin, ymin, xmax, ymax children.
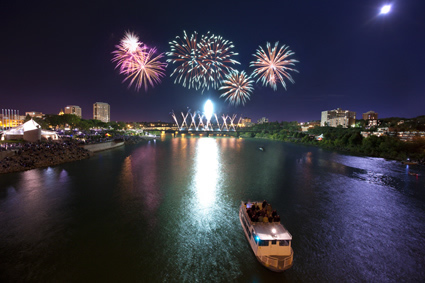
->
<box><xmin>246</xmin><ymin>200</ymin><xmax>281</xmax><ymax>223</ymax></box>
<box><xmin>0</xmin><ymin>140</ymin><xmax>92</xmax><ymax>174</ymax></box>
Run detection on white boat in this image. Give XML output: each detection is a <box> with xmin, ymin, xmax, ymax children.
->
<box><xmin>239</xmin><ymin>201</ymin><xmax>294</xmax><ymax>272</ymax></box>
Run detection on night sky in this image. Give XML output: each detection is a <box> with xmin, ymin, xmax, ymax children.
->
<box><xmin>1</xmin><ymin>0</ymin><xmax>424</xmax><ymax>123</ymax></box>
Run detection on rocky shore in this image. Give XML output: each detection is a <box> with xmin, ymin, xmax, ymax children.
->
<box><xmin>0</xmin><ymin>141</ymin><xmax>93</xmax><ymax>174</ymax></box>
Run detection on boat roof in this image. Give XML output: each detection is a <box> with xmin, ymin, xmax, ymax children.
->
<box><xmin>253</xmin><ymin>222</ymin><xmax>292</xmax><ymax>241</ymax></box>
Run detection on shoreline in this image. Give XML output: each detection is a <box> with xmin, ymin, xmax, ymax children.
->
<box><xmin>249</xmin><ymin>136</ymin><xmax>424</xmax><ymax>165</ymax></box>
<box><xmin>0</xmin><ymin>141</ymin><xmax>93</xmax><ymax>174</ymax></box>
<box><xmin>0</xmin><ymin>136</ymin><xmax>156</xmax><ymax>174</ymax></box>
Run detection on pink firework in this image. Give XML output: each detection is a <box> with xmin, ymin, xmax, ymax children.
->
<box><xmin>219</xmin><ymin>70</ymin><xmax>254</xmax><ymax>106</ymax></box>
<box><xmin>122</xmin><ymin>47</ymin><xmax>168</xmax><ymax>92</ymax></box>
<box><xmin>112</xmin><ymin>31</ymin><xmax>147</xmax><ymax>73</ymax></box>
<box><xmin>250</xmin><ymin>42</ymin><xmax>298</xmax><ymax>91</ymax></box>
<box><xmin>112</xmin><ymin>32</ymin><xmax>167</xmax><ymax>91</ymax></box>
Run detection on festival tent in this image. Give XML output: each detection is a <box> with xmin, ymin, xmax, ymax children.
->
<box><xmin>1</xmin><ymin>119</ymin><xmax>58</xmax><ymax>142</ymax></box>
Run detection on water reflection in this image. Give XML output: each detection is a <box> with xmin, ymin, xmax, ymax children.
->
<box><xmin>168</xmin><ymin>138</ymin><xmax>242</xmax><ymax>280</ymax></box>
<box><xmin>118</xmin><ymin>143</ymin><xmax>161</xmax><ymax>228</ymax></box>
<box><xmin>193</xmin><ymin>138</ymin><xmax>220</xmax><ymax>213</ymax></box>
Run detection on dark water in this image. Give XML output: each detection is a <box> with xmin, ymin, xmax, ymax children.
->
<box><xmin>1</xmin><ymin>136</ymin><xmax>425</xmax><ymax>282</ymax></box>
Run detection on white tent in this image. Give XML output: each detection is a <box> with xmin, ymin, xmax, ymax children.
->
<box><xmin>1</xmin><ymin>119</ymin><xmax>58</xmax><ymax>142</ymax></box>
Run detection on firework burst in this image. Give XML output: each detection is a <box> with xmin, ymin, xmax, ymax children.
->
<box><xmin>112</xmin><ymin>31</ymin><xmax>147</xmax><ymax>73</ymax></box>
<box><xmin>219</xmin><ymin>70</ymin><xmax>254</xmax><ymax>106</ymax></box>
<box><xmin>250</xmin><ymin>42</ymin><xmax>298</xmax><ymax>90</ymax></box>
<box><xmin>112</xmin><ymin>32</ymin><xmax>167</xmax><ymax>91</ymax></box>
<box><xmin>167</xmin><ymin>31</ymin><xmax>240</xmax><ymax>91</ymax></box>
<box><xmin>122</xmin><ymin>47</ymin><xmax>167</xmax><ymax>92</ymax></box>
<box><xmin>200</xmin><ymin>32</ymin><xmax>240</xmax><ymax>90</ymax></box>
<box><xmin>166</xmin><ymin>31</ymin><xmax>206</xmax><ymax>90</ymax></box>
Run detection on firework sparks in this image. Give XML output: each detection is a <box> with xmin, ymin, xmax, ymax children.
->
<box><xmin>167</xmin><ymin>31</ymin><xmax>240</xmax><ymax>91</ymax></box>
<box><xmin>122</xmin><ymin>47</ymin><xmax>167</xmax><ymax>92</ymax></box>
<box><xmin>112</xmin><ymin>31</ymin><xmax>147</xmax><ymax>73</ymax></box>
<box><xmin>219</xmin><ymin>70</ymin><xmax>254</xmax><ymax>106</ymax></box>
<box><xmin>167</xmin><ymin>31</ymin><xmax>206</xmax><ymax>90</ymax></box>
<box><xmin>112</xmin><ymin>32</ymin><xmax>167</xmax><ymax>91</ymax></box>
<box><xmin>201</xmin><ymin>32</ymin><xmax>240</xmax><ymax>90</ymax></box>
<box><xmin>250</xmin><ymin>42</ymin><xmax>298</xmax><ymax>91</ymax></box>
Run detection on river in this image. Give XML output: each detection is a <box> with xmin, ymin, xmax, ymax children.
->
<box><xmin>1</xmin><ymin>136</ymin><xmax>424</xmax><ymax>282</ymax></box>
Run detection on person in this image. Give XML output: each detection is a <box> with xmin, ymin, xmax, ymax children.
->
<box><xmin>263</xmin><ymin>215</ymin><xmax>269</xmax><ymax>223</ymax></box>
<box><xmin>262</xmin><ymin>200</ymin><xmax>267</xmax><ymax>209</ymax></box>
<box><xmin>266</xmin><ymin>204</ymin><xmax>272</xmax><ymax>213</ymax></box>
<box><xmin>258</xmin><ymin>215</ymin><xmax>263</xmax><ymax>222</ymax></box>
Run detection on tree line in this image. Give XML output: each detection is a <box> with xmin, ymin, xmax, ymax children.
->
<box><xmin>25</xmin><ymin>114</ymin><xmax>130</xmax><ymax>131</ymax></box>
<box><xmin>239</xmin><ymin>122</ymin><xmax>425</xmax><ymax>162</ymax></box>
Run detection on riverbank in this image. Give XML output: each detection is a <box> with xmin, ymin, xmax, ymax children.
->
<box><xmin>249</xmin><ymin>134</ymin><xmax>425</xmax><ymax>165</ymax></box>
<box><xmin>0</xmin><ymin>141</ymin><xmax>93</xmax><ymax>174</ymax></box>
<box><xmin>0</xmin><ymin>135</ymin><xmax>158</xmax><ymax>174</ymax></box>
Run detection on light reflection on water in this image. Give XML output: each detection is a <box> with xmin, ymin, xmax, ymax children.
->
<box><xmin>167</xmin><ymin>138</ymin><xmax>243</xmax><ymax>281</ymax></box>
<box><xmin>193</xmin><ymin>138</ymin><xmax>219</xmax><ymax>212</ymax></box>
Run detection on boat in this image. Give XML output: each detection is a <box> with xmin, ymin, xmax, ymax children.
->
<box><xmin>259</xmin><ymin>147</ymin><xmax>265</xmax><ymax>151</ymax></box>
<box><xmin>408</xmin><ymin>172</ymin><xmax>419</xmax><ymax>177</ymax></box>
<box><xmin>402</xmin><ymin>158</ymin><xmax>418</xmax><ymax>165</ymax></box>
<box><xmin>239</xmin><ymin>201</ymin><xmax>294</xmax><ymax>272</ymax></box>
<box><xmin>402</xmin><ymin>161</ymin><xmax>418</xmax><ymax>165</ymax></box>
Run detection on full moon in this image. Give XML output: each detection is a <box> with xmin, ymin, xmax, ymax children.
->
<box><xmin>380</xmin><ymin>4</ymin><xmax>391</xmax><ymax>14</ymax></box>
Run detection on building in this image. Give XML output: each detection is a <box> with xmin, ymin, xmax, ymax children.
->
<box><xmin>1</xmin><ymin>109</ymin><xmax>25</xmax><ymax>129</ymax></box>
<box><xmin>64</xmin><ymin>105</ymin><xmax>82</xmax><ymax>118</ymax></box>
<box><xmin>257</xmin><ymin>117</ymin><xmax>269</xmax><ymax>124</ymax></box>
<box><xmin>321</xmin><ymin>108</ymin><xmax>356</xmax><ymax>128</ymax></box>
<box><xmin>25</xmin><ymin>111</ymin><xmax>44</xmax><ymax>119</ymax></box>
<box><xmin>362</xmin><ymin>111</ymin><xmax>378</xmax><ymax>120</ymax></box>
<box><xmin>93</xmin><ymin>102</ymin><xmax>110</xmax><ymax>123</ymax></box>
<box><xmin>239</xmin><ymin>117</ymin><xmax>252</xmax><ymax>127</ymax></box>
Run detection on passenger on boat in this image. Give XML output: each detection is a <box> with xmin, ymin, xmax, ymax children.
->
<box><xmin>266</xmin><ymin>204</ymin><xmax>272</xmax><ymax>213</ymax></box>
<box><xmin>262</xmin><ymin>200</ymin><xmax>267</xmax><ymax>209</ymax></box>
<box><xmin>263</xmin><ymin>215</ymin><xmax>269</xmax><ymax>223</ymax></box>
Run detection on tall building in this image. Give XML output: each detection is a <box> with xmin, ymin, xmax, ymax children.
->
<box><xmin>93</xmin><ymin>102</ymin><xmax>110</xmax><ymax>123</ymax></box>
<box><xmin>321</xmin><ymin>108</ymin><xmax>356</xmax><ymax>128</ymax></box>
<box><xmin>362</xmin><ymin>111</ymin><xmax>378</xmax><ymax>120</ymax></box>
<box><xmin>64</xmin><ymin>105</ymin><xmax>82</xmax><ymax>118</ymax></box>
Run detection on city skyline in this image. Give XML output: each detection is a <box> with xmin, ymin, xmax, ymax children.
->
<box><xmin>1</xmin><ymin>1</ymin><xmax>424</xmax><ymax>122</ymax></box>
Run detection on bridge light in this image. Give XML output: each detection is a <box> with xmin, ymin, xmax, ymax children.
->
<box><xmin>204</xmin><ymin>100</ymin><xmax>213</xmax><ymax>121</ymax></box>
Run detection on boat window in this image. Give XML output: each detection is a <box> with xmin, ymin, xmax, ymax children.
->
<box><xmin>259</xmin><ymin>240</ymin><xmax>269</xmax><ymax>246</ymax></box>
<box><xmin>279</xmin><ymin>240</ymin><xmax>289</xmax><ymax>246</ymax></box>
<box><xmin>271</xmin><ymin>240</ymin><xmax>277</xmax><ymax>245</ymax></box>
